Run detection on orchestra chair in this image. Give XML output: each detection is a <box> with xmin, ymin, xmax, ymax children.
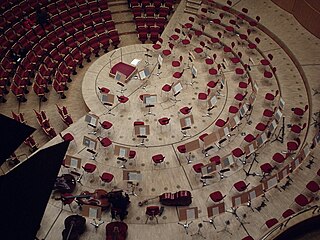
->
<box><xmin>215</xmin><ymin>117</ymin><xmax>229</xmax><ymax>129</ymax></box>
<box><xmin>283</xmin><ymin>138</ymin><xmax>300</xmax><ymax>156</ymax></box>
<box><xmin>272</xmin><ymin>152</ymin><xmax>287</xmax><ymax>169</ymax></box>
<box><xmin>232</xmin><ymin>180</ymin><xmax>250</xmax><ymax>193</ymax></box>
<box><xmin>260</xmin><ymin>163</ymin><xmax>274</xmax><ymax>180</ymax></box>
<box><xmin>161</xmin><ymin>83</ymin><xmax>172</xmax><ymax>100</ymax></box>
<box><xmin>177</xmin><ymin>144</ymin><xmax>191</xmax><ymax>163</ymax></box>
<box><xmin>97</xmin><ymin>136</ymin><xmax>113</xmax><ymax>155</ymax></box>
<box><xmin>232</xmin><ymin>147</ymin><xmax>246</xmax><ymax>165</ymax></box>
<box><xmin>234</xmin><ymin>92</ymin><xmax>247</xmax><ymax>102</ymax></box>
<box><xmin>290</xmin><ymin>123</ymin><xmax>306</xmax><ymax>137</ymax></box>
<box><xmin>243</xmin><ymin>133</ymin><xmax>256</xmax><ymax>144</ymax></box>
<box><xmin>292</xmin><ymin>105</ymin><xmax>308</xmax><ymax>119</ymax></box>
<box><xmin>99</xmin><ymin>172</ymin><xmax>114</xmax><ymax>187</ymax></box>
<box><xmin>100</xmin><ymin>120</ymin><xmax>114</xmax><ymax>135</ymax></box>
<box><xmin>198</xmin><ymin>89</ymin><xmax>211</xmax><ymax>108</ymax></box>
<box><xmin>265</xmin><ymin>218</ymin><xmax>279</xmax><ymax>229</ymax></box>
<box><xmin>282</xmin><ymin>209</ymin><xmax>295</xmax><ymax>219</ymax></box>
<box><xmin>208</xmin><ymin>191</ymin><xmax>226</xmax><ymax>203</ymax></box>
<box><xmin>82</xmin><ymin>163</ymin><xmax>97</xmax><ymax>183</ymax></box>
<box><xmin>264</xmin><ymin>90</ymin><xmax>279</xmax><ymax>105</ymax></box>
<box><xmin>242</xmin><ymin>236</ymin><xmax>254</xmax><ymax>240</ymax></box>
<box><xmin>158</xmin><ymin>117</ymin><xmax>170</xmax><ymax>132</ymax></box>
<box><xmin>294</xmin><ymin>194</ymin><xmax>312</xmax><ymax>210</ymax></box>
<box><xmin>129</xmin><ymin>150</ymin><xmax>137</xmax><ymax>166</ymax></box>
<box><xmin>117</xmin><ymin>95</ymin><xmax>129</xmax><ymax>110</ymax></box>
<box><xmin>210</xmin><ymin>155</ymin><xmax>221</xmax><ymax>166</ymax></box>
<box><xmin>145</xmin><ymin>206</ymin><xmax>160</xmax><ymax>224</ymax></box>
<box><xmin>98</xmin><ymin>87</ymin><xmax>110</xmax><ymax>94</ymax></box>
<box><xmin>192</xmin><ymin>163</ymin><xmax>204</xmax><ymax>180</ymax></box>
<box><xmin>152</xmin><ymin>154</ymin><xmax>165</xmax><ymax>167</ymax></box>
<box><xmin>199</xmin><ymin>133</ymin><xmax>209</xmax><ymax>143</ymax></box>
<box><xmin>60</xmin><ymin>193</ymin><xmax>75</xmax><ymax>212</ymax></box>
<box><xmin>306</xmin><ymin>181</ymin><xmax>320</xmax><ymax>199</ymax></box>
<box><xmin>179</xmin><ymin>106</ymin><xmax>192</xmax><ymax>115</ymax></box>
<box><xmin>255</xmin><ymin>121</ymin><xmax>268</xmax><ymax>133</ymax></box>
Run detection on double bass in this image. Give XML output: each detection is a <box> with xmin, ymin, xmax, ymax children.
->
<box><xmin>159</xmin><ymin>190</ymin><xmax>192</xmax><ymax>206</ymax></box>
<box><xmin>76</xmin><ymin>189</ymin><xmax>110</xmax><ymax>210</ymax></box>
<box><xmin>54</xmin><ymin>174</ymin><xmax>76</xmax><ymax>193</ymax></box>
<box><xmin>62</xmin><ymin>215</ymin><xmax>86</xmax><ymax>240</ymax></box>
<box><xmin>105</xmin><ymin>221</ymin><xmax>128</xmax><ymax>240</ymax></box>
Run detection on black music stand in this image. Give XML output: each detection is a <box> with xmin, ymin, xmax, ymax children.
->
<box><xmin>203</xmin><ymin>95</ymin><xmax>217</xmax><ymax>117</ymax></box>
<box><xmin>180</xmin><ymin>114</ymin><xmax>194</xmax><ymax>140</ymax></box>
<box><xmin>134</xmin><ymin>125</ymin><xmax>150</xmax><ymax>148</ymax></box>
<box><xmin>189</xmin><ymin>65</ymin><xmax>198</xmax><ymax>86</ymax></box>
<box><xmin>272</xmin><ymin>116</ymin><xmax>285</xmax><ymax>143</ymax></box>
<box><xmin>203</xmin><ymin>202</ymin><xmax>225</xmax><ymax>230</ymax></box>
<box><xmin>114</xmin><ymin>145</ymin><xmax>130</xmax><ymax>168</ymax></box>
<box><xmin>153</xmin><ymin>54</ymin><xmax>163</xmax><ymax>78</ymax></box>
<box><xmin>143</xmin><ymin>94</ymin><xmax>157</xmax><ymax>116</ymax></box>
<box><xmin>184</xmin><ymin>139</ymin><xmax>200</xmax><ymax>164</ymax></box>
<box><xmin>170</xmin><ymin>81</ymin><xmax>182</xmax><ymax>105</ymax></box>
<box><xmin>115</xmin><ymin>71</ymin><xmax>127</xmax><ymax>94</ymax></box>
<box><xmin>85</xmin><ymin>114</ymin><xmax>99</xmax><ymax>135</ymax></box>
<box><xmin>82</xmin><ymin>136</ymin><xmax>98</xmax><ymax>160</ymax></box>
<box><xmin>102</xmin><ymin>93</ymin><xmax>115</xmax><ymax>116</ymax></box>
<box><xmin>178</xmin><ymin>207</ymin><xmax>198</xmax><ymax>235</ymax></box>
<box><xmin>191</xmin><ymin>223</ymin><xmax>206</xmax><ymax>239</ymax></box>
<box><xmin>144</xmin><ymin>48</ymin><xmax>152</xmax><ymax>66</ymax></box>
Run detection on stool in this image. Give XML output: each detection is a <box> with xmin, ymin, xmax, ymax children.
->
<box><xmin>145</xmin><ymin>206</ymin><xmax>160</xmax><ymax>224</ymax></box>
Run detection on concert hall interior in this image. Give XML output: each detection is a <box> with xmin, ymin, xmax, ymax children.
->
<box><xmin>1</xmin><ymin>0</ymin><xmax>320</xmax><ymax>240</ymax></box>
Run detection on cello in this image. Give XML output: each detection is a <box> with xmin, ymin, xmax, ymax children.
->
<box><xmin>62</xmin><ymin>215</ymin><xmax>86</xmax><ymax>240</ymax></box>
<box><xmin>105</xmin><ymin>221</ymin><xmax>128</xmax><ymax>240</ymax></box>
<box><xmin>76</xmin><ymin>189</ymin><xmax>110</xmax><ymax>210</ymax></box>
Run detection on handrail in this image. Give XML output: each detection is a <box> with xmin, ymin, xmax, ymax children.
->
<box><xmin>259</xmin><ymin>205</ymin><xmax>320</xmax><ymax>240</ymax></box>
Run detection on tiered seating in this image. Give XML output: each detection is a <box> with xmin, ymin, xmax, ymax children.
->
<box><xmin>131</xmin><ymin>0</ymin><xmax>175</xmax><ymax>44</ymax></box>
<box><xmin>0</xmin><ymin>0</ymin><xmax>120</xmax><ymax>103</ymax></box>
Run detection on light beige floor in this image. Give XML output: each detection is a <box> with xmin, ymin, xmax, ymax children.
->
<box><xmin>1</xmin><ymin>1</ymin><xmax>320</xmax><ymax>240</ymax></box>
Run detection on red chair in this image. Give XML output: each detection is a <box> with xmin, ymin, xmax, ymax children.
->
<box><xmin>260</xmin><ymin>163</ymin><xmax>273</xmax><ymax>179</ymax></box>
<box><xmin>129</xmin><ymin>150</ymin><xmax>137</xmax><ymax>164</ymax></box>
<box><xmin>233</xmin><ymin>180</ymin><xmax>250</xmax><ymax>192</ymax></box>
<box><xmin>282</xmin><ymin>209</ymin><xmax>295</xmax><ymax>219</ymax></box>
<box><xmin>60</xmin><ymin>133</ymin><xmax>74</xmax><ymax>142</ymax></box>
<box><xmin>265</xmin><ymin>90</ymin><xmax>279</xmax><ymax>103</ymax></box>
<box><xmin>265</xmin><ymin>218</ymin><xmax>279</xmax><ymax>228</ymax></box>
<box><xmin>117</xmin><ymin>95</ymin><xmax>129</xmax><ymax>109</ymax></box>
<box><xmin>179</xmin><ymin>106</ymin><xmax>192</xmax><ymax>115</ymax></box>
<box><xmin>208</xmin><ymin>191</ymin><xmax>226</xmax><ymax>203</ymax></box>
<box><xmin>290</xmin><ymin>123</ymin><xmax>306</xmax><ymax>135</ymax></box>
<box><xmin>210</xmin><ymin>155</ymin><xmax>221</xmax><ymax>165</ymax></box>
<box><xmin>100</xmin><ymin>120</ymin><xmax>113</xmax><ymax>134</ymax></box>
<box><xmin>295</xmin><ymin>194</ymin><xmax>311</xmax><ymax>208</ymax></box>
<box><xmin>192</xmin><ymin>163</ymin><xmax>204</xmax><ymax>178</ymax></box>
<box><xmin>100</xmin><ymin>172</ymin><xmax>114</xmax><ymax>187</ymax></box>
<box><xmin>215</xmin><ymin>117</ymin><xmax>229</xmax><ymax>128</ymax></box>
<box><xmin>138</xmin><ymin>31</ymin><xmax>148</xmax><ymax>44</ymax></box>
<box><xmin>158</xmin><ymin>117</ymin><xmax>170</xmax><ymax>132</ymax></box>
<box><xmin>306</xmin><ymin>181</ymin><xmax>320</xmax><ymax>197</ymax></box>
<box><xmin>232</xmin><ymin>147</ymin><xmax>246</xmax><ymax>164</ymax></box>
<box><xmin>82</xmin><ymin>163</ymin><xmax>97</xmax><ymax>182</ymax></box>
<box><xmin>97</xmin><ymin>137</ymin><xmax>113</xmax><ymax>155</ymax></box>
<box><xmin>161</xmin><ymin>83</ymin><xmax>172</xmax><ymax>99</ymax></box>
<box><xmin>292</xmin><ymin>105</ymin><xmax>308</xmax><ymax>119</ymax></box>
<box><xmin>285</xmin><ymin>138</ymin><xmax>300</xmax><ymax>155</ymax></box>
<box><xmin>152</xmin><ymin>154</ymin><xmax>165</xmax><ymax>166</ymax></box>
<box><xmin>242</xmin><ymin>236</ymin><xmax>254</xmax><ymax>240</ymax></box>
<box><xmin>145</xmin><ymin>206</ymin><xmax>160</xmax><ymax>224</ymax></box>
<box><xmin>272</xmin><ymin>152</ymin><xmax>287</xmax><ymax>167</ymax></box>
<box><xmin>255</xmin><ymin>122</ymin><xmax>268</xmax><ymax>132</ymax></box>
<box><xmin>260</xmin><ymin>53</ymin><xmax>274</xmax><ymax>66</ymax></box>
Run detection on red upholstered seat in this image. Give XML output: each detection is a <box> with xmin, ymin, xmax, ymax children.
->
<box><xmin>101</xmin><ymin>121</ymin><xmax>113</xmax><ymax>130</ymax></box>
<box><xmin>172</xmin><ymin>60</ymin><xmax>180</xmax><ymax>67</ymax></box>
<box><xmin>177</xmin><ymin>145</ymin><xmax>186</xmax><ymax>153</ymax></box>
<box><xmin>100</xmin><ymin>172</ymin><xmax>114</xmax><ymax>183</ymax></box>
<box><xmin>194</xmin><ymin>47</ymin><xmax>203</xmax><ymax>54</ymax></box>
<box><xmin>62</xmin><ymin>133</ymin><xmax>74</xmax><ymax>142</ymax></box>
<box><xmin>82</xmin><ymin>163</ymin><xmax>96</xmax><ymax>173</ymax></box>
<box><xmin>209</xmin><ymin>191</ymin><xmax>225</xmax><ymax>202</ymax></box>
<box><xmin>173</xmin><ymin>71</ymin><xmax>183</xmax><ymax>79</ymax></box>
<box><xmin>134</xmin><ymin>121</ymin><xmax>144</xmax><ymax>126</ymax></box>
<box><xmin>99</xmin><ymin>137</ymin><xmax>112</xmax><ymax>147</ymax></box>
<box><xmin>182</xmin><ymin>39</ymin><xmax>190</xmax><ymax>45</ymax></box>
<box><xmin>255</xmin><ymin>122</ymin><xmax>267</xmax><ymax>131</ymax></box>
<box><xmin>158</xmin><ymin>117</ymin><xmax>170</xmax><ymax>126</ymax></box>
<box><xmin>223</xmin><ymin>46</ymin><xmax>232</xmax><ymax>53</ymax></box>
<box><xmin>180</xmin><ymin>107</ymin><xmax>192</xmax><ymax>115</ymax></box>
<box><xmin>295</xmin><ymin>194</ymin><xmax>310</xmax><ymax>207</ymax></box>
<box><xmin>235</xmin><ymin>68</ymin><xmax>244</xmax><ymax>75</ymax></box>
<box><xmin>282</xmin><ymin>209</ymin><xmax>295</xmax><ymax>218</ymax></box>
<box><xmin>162</xmin><ymin>84</ymin><xmax>172</xmax><ymax>92</ymax></box>
<box><xmin>263</xmin><ymin>108</ymin><xmax>274</xmax><ymax>118</ymax></box>
<box><xmin>99</xmin><ymin>87</ymin><xmax>110</xmax><ymax>94</ymax></box>
<box><xmin>205</xmin><ymin>58</ymin><xmax>214</xmax><ymax>65</ymax></box>
<box><xmin>162</xmin><ymin>49</ymin><xmax>171</xmax><ymax>56</ymax></box>
<box><xmin>260</xmin><ymin>163</ymin><xmax>273</xmax><ymax>174</ymax></box>
<box><xmin>306</xmin><ymin>181</ymin><xmax>320</xmax><ymax>193</ymax></box>
<box><xmin>234</xmin><ymin>181</ymin><xmax>248</xmax><ymax>192</ymax></box>
<box><xmin>264</xmin><ymin>70</ymin><xmax>273</xmax><ymax>78</ymax></box>
<box><xmin>232</xmin><ymin>148</ymin><xmax>244</xmax><ymax>158</ymax></box>
<box><xmin>152</xmin><ymin>154</ymin><xmax>165</xmax><ymax>164</ymax></box>
<box><xmin>209</xmin><ymin>68</ymin><xmax>218</xmax><ymax>75</ymax></box>
<box><xmin>117</xmin><ymin>95</ymin><xmax>129</xmax><ymax>103</ymax></box>
<box><xmin>199</xmin><ymin>133</ymin><xmax>208</xmax><ymax>142</ymax></box>
<box><xmin>215</xmin><ymin>117</ymin><xmax>228</xmax><ymax>128</ymax></box>
<box><xmin>210</xmin><ymin>156</ymin><xmax>221</xmax><ymax>165</ymax></box>
<box><xmin>272</xmin><ymin>153</ymin><xmax>285</xmax><ymax>164</ymax></box>
<box><xmin>266</xmin><ymin>218</ymin><xmax>278</xmax><ymax>228</ymax></box>
<box><xmin>242</xmin><ymin>236</ymin><xmax>254</xmax><ymax>240</ymax></box>
<box><xmin>231</xmin><ymin>57</ymin><xmax>240</xmax><ymax>64</ymax></box>
<box><xmin>192</xmin><ymin>163</ymin><xmax>204</xmax><ymax>173</ymax></box>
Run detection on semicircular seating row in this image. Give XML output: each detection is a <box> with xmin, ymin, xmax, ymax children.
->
<box><xmin>0</xmin><ymin>0</ymin><xmax>120</xmax><ymax>103</ymax></box>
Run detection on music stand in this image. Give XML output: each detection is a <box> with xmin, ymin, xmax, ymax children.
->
<box><xmin>115</xmin><ymin>71</ymin><xmax>127</xmax><ymax>94</ymax></box>
<box><xmin>230</xmin><ymin>193</ymin><xmax>250</xmax><ymax>233</ymax></box>
<box><xmin>203</xmin><ymin>95</ymin><xmax>217</xmax><ymax>117</ymax></box>
<box><xmin>123</xmin><ymin>170</ymin><xmax>142</xmax><ymax>196</ymax></box>
<box><xmin>144</xmin><ymin>48</ymin><xmax>152</xmax><ymax>66</ymax></box>
<box><xmin>203</xmin><ymin>132</ymin><xmax>219</xmax><ymax>156</ymax></box>
<box><xmin>114</xmin><ymin>145</ymin><xmax>130</xmax><ymax>168</ymax></box>
<box><xmin>134</xmin><ymin>125</ymin><xmax>150</xmax><ymax>147</ymax></box>
<box><xmin>184</xmin><ymin>138</ymin><xmax>200</xmax><ymax>164</ymax></box>
<box><xmin>186</xmin><ymin>51</ymin><xmax>195</xmax><ymax>69</ymax></box>
<box><xmin>143</xmin><ymin>94</ymin><xmax>157</xmax><ymax>116</ymax></box>
<box><xmin>82</xmin><ymin>136</ymin><xmax>98</xmax><ymax>160</ymax></box>
<box><xmin>200</xmin><ymin>162</ymin><xmax>217</xmax><ymax>186</ymax></box>
<box><xmin>178</xmin><ymin>207</ymin><xmax>198</xmax><ymax>235</ymax></box>
<box><xmin>64</xmin><ymin>155</ymin><xmax>82</xmax><ymax>184</ymax></box>
<box><xmin>139</xmin><ymin>66</ymin><xmax>151</xmax><ymax>90</ymax></box>
<box><xmin>189</xmin><ymin>65</ymin><xmax>198</xmax><ymax>85</ymax></box>
<box><xmin>153</xmin><ymin>54</ymin><xmax>163</xmax><ymax>78</ymax></box>
<box><xmin>101</xmin><ymin>93</ymin><xmax>115</xmax><ymax>116</ymax></box>
<box><xmin>85</xmin><ymin>113</ymin><xmax>99</xmax><ymax>135</ymax></box>
<box><xmin>180</xmin><ymin>114</ymin><xmax>194</xmax><ymax>140</ymax></box>
<box><xmin>169</xmin><ymin>81</ymin><xmax>182</xmax><ymax>105</ymax></box>
<box><xmin>203</xmin><ymin>202</ymin><xmax>225</xmax><ymax>230</ymax></box>
<box><xmin>82</xmin><ymin>205</ymin><xmax>104</xmax><ymax>231</ymax></box>
<box><xmin>217</xmin><ymin>77</ymin><xmax>225</xmax><ymax>96</ymax></box>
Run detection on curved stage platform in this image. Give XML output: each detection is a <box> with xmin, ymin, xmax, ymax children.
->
<box><xmin>36</xmin><ymin>1</ymin><xmax>320</xmax><ymax>240</ymax></box>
